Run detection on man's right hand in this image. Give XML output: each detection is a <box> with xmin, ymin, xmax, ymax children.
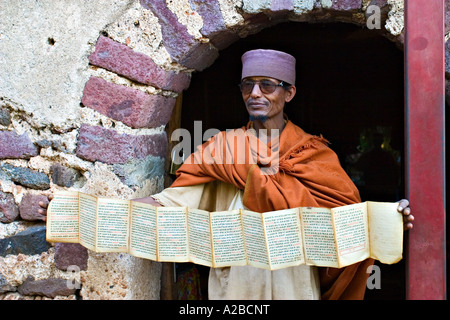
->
<box><xmin>38</xmin><ymin>194</ymin><xmax>53</xmax><ymax>222</ymax></box>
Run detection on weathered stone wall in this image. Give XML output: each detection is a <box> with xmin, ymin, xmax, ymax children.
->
<box><xmin>0</xmin><ymin>0</ymin><xmax>442</xmax><ymax>300</ymax></box>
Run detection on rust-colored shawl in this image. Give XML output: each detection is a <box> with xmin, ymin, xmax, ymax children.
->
<box><xmin>171</xmin><ymin>120</ymin><xmax>373</xmax><ymax>300</ymax></box>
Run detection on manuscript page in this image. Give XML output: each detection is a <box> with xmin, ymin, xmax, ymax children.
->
<box><xmin>129</xmin><ymin>201</ymin><xmax>157</xmax><ymax>260</ymax></box>
<box><xmin>46</xmin><ymin>191</ymin><xmax>79</xmax><ymax>243</ymax></box>
<box><xmin>332</xmin><ymin>202</ymin><xmax>370</xmax><ymax>267</ymax></box>
<box><xmin>367</xmin><ymin>201</ymin><xmax>403</xmax><ymax>264</ymax></box>
<box><xmin>95</xmin><ymin>197</ymin><xmax>130</xmax><ymax>253</ymax></box>
<box><xmin>241</xmin><ymin>210</ymin><xmax>270</xmax><ymax>269</ymax></box>
<box><xmin>300</xmin><ymin>207</ymin><xmax>339</xmax><ymax>268</ymax></box>
<box><xmin>262</xmin><ymin>208</ymin><xmax>304</xmax><ymax>270</ymax></box>
<box><xmin>187</xmin><ymin>208</ymin><xmax>213</xmax><ymax>267</ymax></box>
<box><xmin>78</xmin><ymin>193</ymin><xmax>97</xmax><ymax>251</ymax></box>
<box><xmin>157</xmin><ymin>206</ymin><xmax>189</xmax><ymax>262</ymax></box>
<box><xmin>210</xmin><ymin>210</ymin><xmax>246</xmax><ymax>268</ymax></box>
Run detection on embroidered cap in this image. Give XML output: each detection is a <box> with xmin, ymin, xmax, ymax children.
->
<box><xmin>241</xmin><ymin>49</ymin><xmax>296</xmax><ymax>85</ymax></box>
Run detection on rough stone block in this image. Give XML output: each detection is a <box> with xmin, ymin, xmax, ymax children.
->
<box><xmin>271</xmin><ymin>0</ymin><xmax>294</xmax><ymax>11</ymax></box>
<box><xmin>0</xmin><ymin>163</ymin><xmax>50</xmax><ymax>190</ymax></box>
<box><xmin>331</xmin><ymin>0</ymin><xmax>362</xmax><ymax>11</ymax></box>
<box><xmin>0</xmin><ymin>131</ymin><xmax>38</xmax><ymax>159</ymax></box>
<box><xmin>0</xmin><ymin>273</ymin><xmax>16</xmax><ymax>293</ymax></box>
<box><xmin>18</xmin><ymin>276</ymin><xmax>76</xmax><ymax>298</ymax></box>
<box><xmin>112</xmin><ymin>155</ymin><xmax>165</xmax><ymax>188</ymax></box>
<box><xmin>89</xmin><ymin>36</ymin><xmax>191</xmax><ymax>92</ymax></box>
<box><xmin>0</xmin><ymin>107</ymin><xmax>11</xmax><ymax>126</ymax></box>
<box><xmin>0</xmin><ymin>191</ymin><xmax>19</xmax><ymax>223</ymax></box>
<box><xmin>50</xmin><ymin>163</ymin><xmax>81</xmax><ymax>187</ymax></box>
<box><xmin>19</xmin><ymin>193</ymin><xmax>48</xmax><ymax>221</ymax></box>
<box><xmin>140</xmin><ymin>0</ymin><xmax>218</xmax><ymax>71</ymax></box>
<box><xmin>54</xmin><ymin>243</ymin><xmax>88</xmax><ymax>271</ymax></box>
<box><xmin>82</xmin><ymin>76</ymin><xmax>176</xmax><ymax>129</ymax></box>
<box><xmin>76</xmin><ymin>124</ymin><xmax>168</xmax><ymax>165</ymax></box>
<box><xmin>0</xmin><ymin>225</ymin><xmax>51</xmax><ymax>257</ymax></box>
<box><xmin>188</xmin><ymin>0</ymin><xmax>239</xmax><ymax>50</ymax></box>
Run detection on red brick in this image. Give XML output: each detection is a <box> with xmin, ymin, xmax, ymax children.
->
<box><xmin>89</xmin><ymin>36</ymin><xmax>191</xmax><ymax>92</ymax></box>
<box><xmin>76</xmin><ymin>124</ymin><xmax>167</xmax><ymax>164</ymax></box>
<box><xmin>81</xmin><ymin>77</ymin><xmax>175</xmax><ymax>129</ymax></box>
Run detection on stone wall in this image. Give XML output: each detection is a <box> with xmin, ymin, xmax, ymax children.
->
<box><xmin>0</xmin><ymin>0</ymin><xmax>441</xmax><ymax>300</ymax></box>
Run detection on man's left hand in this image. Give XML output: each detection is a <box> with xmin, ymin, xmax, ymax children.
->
<box><xmin>397</xmin><ymin>199</ymin><xmax>413</xmax><ymax>230</ymax></box>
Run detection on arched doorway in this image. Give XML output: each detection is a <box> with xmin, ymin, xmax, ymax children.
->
<box><xmin>174</xmin><ymin>21</ymin><xmax>405</xmax><ymax>300</ymax></box>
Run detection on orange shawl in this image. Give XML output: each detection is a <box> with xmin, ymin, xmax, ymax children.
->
<box><xmin>171</xmin><ymin>120</ymin><xmax>373</xmax><ymax>300</ymax></box>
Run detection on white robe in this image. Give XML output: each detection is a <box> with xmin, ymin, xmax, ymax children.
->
<box><xmin>152</xmin><ymin>181</ymin><xmax>320</xmax><ymax>300</ymax></box>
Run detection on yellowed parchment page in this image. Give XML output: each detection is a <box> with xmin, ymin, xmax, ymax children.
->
<box><xmin>78</xmin><ymin>192</ymin><xmax>97</xmax><ymax>251</ymax></box>
<box><xmin>241</xmin><ymin>209</ymin><xmax>270</xmax><ymax>270</ymax></box>
<box><xmin>367</xmin><ymin>201</ymin><xmax>403</xmax><ymax>264</ymax></box>
<box><xmin>156</xmin><ymin>206</ymin><xmax>189</xmax><ymax>263</ymax></box>
<box><xmin>332</xmin><ymin>202</ymin><xmax>370</xmax><ymax>267</ymax></box>
<box><xmin>129</xmin><ymin>201</ymin><xmax>157</xmax><ymax>261</ymax></box>
<box><xmin>210</xmin><ymin>209</ymin><xmax>247</xmax><ymax>268</ymax></box>
<box><xmin>262</xmin><ymin>208</ymin><xmax>304</xmax><ymax>270</ymax></box>
<box><xmin>187</xmin><ymin>208</ymin><xmax>213</xmax><ymax>267</ymax></box>
<box><xmin>300</xmin><ymin>207</ymin><xmax>339</xmax><ymax>268</ymax></box>
<box><xmin>95</xmin><ymin>197</ymin><xmax>130</xmax><ymax>253</ymax></box>
<box><xmin>46</xmin><ymin>191</ymin><xmax>80</xmax><ymax>243</ymax></box>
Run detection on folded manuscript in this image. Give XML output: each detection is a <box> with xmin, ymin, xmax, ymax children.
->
<box><xmin>46</xmin><ymin>191</ymin><xmax>403</xmax><ymax>270</ymax></box>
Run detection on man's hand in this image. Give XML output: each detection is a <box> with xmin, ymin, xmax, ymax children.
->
<box><xmin>37</xmin><ymin>194</ymin><xmax>53</xmax><ymax>222</ymax></box>
<box><xmin>397</xmin><ymin>199</ymin><xmax>414</xmax><ymax>230</ymax></box>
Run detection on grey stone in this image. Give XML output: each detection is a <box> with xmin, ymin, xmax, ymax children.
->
<box><xmin>50</xmin><ymin>163</ymin><xmax>81</xmax><ymax>188</ymax></box>
<box><xmin>0</xmin><ymin>163</ymin><xmax>50</xmax><ymax>190</ymax></box>
<box><xmin>0</xmin><ymin>225</ymin><xmax>51</xmax><ymax>257</ymax></box>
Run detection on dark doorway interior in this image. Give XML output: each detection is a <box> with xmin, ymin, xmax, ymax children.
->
<box><xmin>177</xmin><ymin>22</ymin><xmax>405</xmax><ymax>300</ymax></box>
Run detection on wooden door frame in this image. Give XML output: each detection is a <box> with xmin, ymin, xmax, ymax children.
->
<box><xmin>404</xmin><ymin>0</ymin><xmax>446</xmax><ymax>300</ymax></box>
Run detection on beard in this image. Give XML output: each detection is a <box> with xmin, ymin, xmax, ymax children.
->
<box><xmin>248</xmin><ymin>114</ymin><xmax>269</xmax><ymax>122</ymax></box>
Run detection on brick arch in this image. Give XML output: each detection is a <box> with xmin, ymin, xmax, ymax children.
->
<box><xmin>83</xmin><ymin>0</ymin><xmax>403</xmax><ymax>132</ymax></box>
<box><xmin>141</xmin><ymin>0</ymin><xmax>402</xmax><ymax>72</ymax></box>
<box><xmin>68</xmin><ymin>0</ymin><xmax>408</xmax><ymax>300</ymax></box>
<box><xmin>78</xmin><ymin>0</ymin><xmax>404</xmax><ymax>188</ymax></box>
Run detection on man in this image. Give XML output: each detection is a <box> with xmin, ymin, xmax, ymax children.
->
<box><xmin>132</xmin><ymin>49</ymin><xmax>413</xmax><ymax>299</ymax></box>
<box><xmin>40</xmin><ymin>49</ymin><xmax>413</xmax><ymax>299</ymax></box>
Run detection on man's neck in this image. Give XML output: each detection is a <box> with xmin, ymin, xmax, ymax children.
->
<box><xmin>252</xmin><ymin>114</ymin><xmax>286</xmax><ymax>137</ymax></box>
<box><xmin>250</xmin><ymin>115</ymin><xmax>286</xmax><ymax>143</ymax></box>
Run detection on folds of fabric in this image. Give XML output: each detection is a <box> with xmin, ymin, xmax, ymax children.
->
<box><xmin>171</xmin><ymin>120</ymin><xmax>372</xmax><ymax>300</ymax></box>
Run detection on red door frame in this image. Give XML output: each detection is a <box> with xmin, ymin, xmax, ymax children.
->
<box><xmin>404</xmin><ymin>0</ymin><xmax>446</xmax><ymax>300</ymax></box>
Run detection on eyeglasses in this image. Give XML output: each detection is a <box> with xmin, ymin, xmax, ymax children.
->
<box><xmin>238</xmin><ymin>79</ymin><xmax>285</xmax><ymax>95</ymax></box>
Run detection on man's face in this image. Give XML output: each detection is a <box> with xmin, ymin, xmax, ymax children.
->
<box><xmin>241</xmin><ymin>76</ymin><xmax>296</xmax><ymax>122</ymax></box>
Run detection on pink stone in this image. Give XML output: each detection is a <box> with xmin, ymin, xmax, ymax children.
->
<box><xmin>81</xmin><ymin>77</ymin><xmax>176</xmax><ymax>129</ymax></box>
<box><xmin>76</xmin><ymin>124</ymin><xmax>167</xmax><ymax>164</ymax></box>
<box><xmin>0</xmin><ymin>131</ymin><xmax>38</xmax><ymax>159</ymax></box>
<box><xmin>89</xmin><ymin>36</ymin><xmax>191</xmax><ymax>92</ymax></box>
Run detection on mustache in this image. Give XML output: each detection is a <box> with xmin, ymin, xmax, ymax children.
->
<box><xmin>246</xmin><ymin>99</ymin><xmax>269</xmax><ymax>107</ymax></box>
